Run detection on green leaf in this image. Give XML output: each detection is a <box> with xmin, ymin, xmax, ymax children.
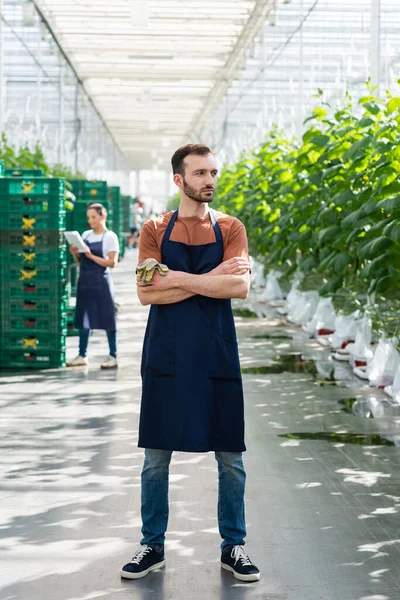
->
<box><xmin>318</xmin><ymin>225</ymin><xmax>341</xmax><ymax>244</ymax></box>
<box><xmin>308</xmin><ymin>134</ymin><xmax>330</xmax><ymax>147</ymax></box>
<box><xmin>318</xmin><ymin>250</ymin><xmax>337</xmax><ymax>271</ymax></box>
<box><xmin>331</xmin><ymin>190</ymin><xmax>356</xmax><ymax>206</ymax></box>
<box><xmin>312</xmin><ymin>107</ymin><xmax>328</xmax><ymax>120</ymax></box>
<box><xmin>319</xmin><ymin>276</ymin><xmax>343</xmax><ymax>296</ymax></box>
<box><xmin>383</xmin><ymin>220</ymin><xmax>400</xmax><ymax>242</ymax></box>
<box><xmin>359</xmin><ymin>117</ymin><xmax>376</xmax><ymax>128</ymax></box>
<box><xmin>358</xmin><ymin>236</ymin><xmax>393</xmax><ymax>259</ymax></box>
<box><xmin>364</xmin><ymin>102</ymin><xmax>381</xmax><ymax>115</ymax></box>
<box><xmin>387</xmin><ymin>97</ymin><xmax>400</xmax><ymax>113</ymax></box>
<box><xmin>359</xmin><ymin>254</ymin><xmax>389</xmax><ymax>279</ymax></box>
<box><xmin>318</xmin><ymin>207</ymin><xmax>338</xmax><ymax>225</ymax></box>
<box><xmin>343</xmin><ymin>136</ymin><xmax>372</xmax><ymax>161</ymax></box>
<box><xmin>374</xmin><ymin>274</ymin><xmax>393</xmax><ymax>294</ymax></box>
<box><xmin>377</xmin><ymin>195</ymin><xmax>400</xmax><ymax>212</ymax></box>
<box><xmin>321</xmin><ymin>164</ymin><xmax>344</xmax><ymax>181</ymax></box>
<box><xmin>333</xmin><ymin>251</ymin><xmax>353</xmax><ymax>275</ymax></box>
<box><xmin>300</xmin><ymin>255</ymin><xmax>318</xmax><ymax>272</ymax></box>
<box><xmin>341</xmin><ymin>208</ymin><xmax>364</xmax><ymax>229</ymax></box>
<box><xmin>360</xmin><ymin>198</ymin><xmax>379</xmax><ymax>216</ymax></box>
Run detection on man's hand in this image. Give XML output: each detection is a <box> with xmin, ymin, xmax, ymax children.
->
<box><xmin>210</xmin><ymin>257</ymin><xmax>250</xmax><ymax>276</ymax></box>
<box><xmin>137</xmin><ymin>269</ymin><xmax>179</xmax><ymax>292</ymax></box>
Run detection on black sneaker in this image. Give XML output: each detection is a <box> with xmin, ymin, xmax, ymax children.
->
<box><xmin>120</xmin><ymin>545</ymin><xmax>166</xmax><ymax>580</ymax></box>
<box><xmin>221</xmin><ymin>545</ymin><xmax>260</xmax><ymax>582</ymax></box>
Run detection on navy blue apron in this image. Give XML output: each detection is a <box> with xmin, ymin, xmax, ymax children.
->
<box><xmin>74</xmin><ymin>232</ymin><xmax>117</xmax><ymax>331</ymax></box>
<box><xmin>138</xmin><ymin>209</ymin><xmax>246</xmax><ymax>453</ymax></box>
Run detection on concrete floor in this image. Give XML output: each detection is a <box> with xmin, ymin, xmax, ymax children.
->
<box><xmin>1</xmin><ymin>251</ymin><xmax>400</xmax><ymax>600</ymax></box>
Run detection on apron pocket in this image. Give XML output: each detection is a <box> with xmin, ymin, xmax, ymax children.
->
<box><xmin>144</xmin><ymin>326</ymin><xmax>175</xmax><ymax>376</ymax></box>
<box><xmin>209</xmin><ymin>332</ymin><xmax>241</xmax><ymax>380</ymax></box>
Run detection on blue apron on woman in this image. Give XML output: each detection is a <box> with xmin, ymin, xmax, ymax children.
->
<box><xmin>74</xmin><ymin>232</ymin><xmax>116</xmax><ymax>331</ymax></box>
<box><xmin>138</xmin><ymin>209</ymin><xmax>246</xmax><ymax>453</ymax></box>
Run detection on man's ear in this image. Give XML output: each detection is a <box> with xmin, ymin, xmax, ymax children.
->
<box><xmin>173</xmin><ymin>174</ymin><xmax>183</xmax><ymax>188</ymax></box>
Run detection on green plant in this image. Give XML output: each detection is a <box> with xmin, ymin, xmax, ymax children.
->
<box><xmin>211</xmin><ymin>85</ymin><xmax>400</xmax><ymax>338</ymax></box>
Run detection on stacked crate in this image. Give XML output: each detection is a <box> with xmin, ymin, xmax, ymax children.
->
<box><xmin>67</xmin><ymin>180</ymin><xmax>111</xmax><ymax>335</ymax></box>
<box><xmin>5</xmin><ymin>169</ymin><xmax>44</xmax><ymax>178</ymax></box>
<box><xmin>0</xmin><ymin>177</ymin><xmax>68</xmax><ymax>369</ymax></box>
<box><xmin>108</xmin><ymin>186</ymin><xmax>124</xmax><ymax>258</ymax></box>
<box><xmin>122</xmin><ymin>194</ymin><xmax>132</xmax><ymax>235</ymax></box>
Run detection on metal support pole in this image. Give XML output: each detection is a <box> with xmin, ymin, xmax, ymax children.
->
<box><xmin>0</xmin><ymin>0</ymin><xmax>4</xmax><ymax>133</ymax></box>
<box><xmin>36</xmin><ymin>23</ymin><xmax>42</xmax><ymax>137</ymax></box>
<box><xmin>58</xmin><ymin>57</ymin><xmax>64</xmax><ymax>164</ymax></box>
<box><xmin>136</xmin><ymin>170</ymin><xmax>141</xmax><ymax>199</ymax></box>
<box><xmin>74</xmin><ymin>82</ymin><xmax>80</xmax><ymax>174</ymax></box>
<box><xmin>297</xmin><ymin>0</ymin><xmax>304</xmax><ymax>136</ymax></box>
<box><xmin>370</xmin><ymin>0</ymin><xmax>381</xmax><ymax>94</ymax></box>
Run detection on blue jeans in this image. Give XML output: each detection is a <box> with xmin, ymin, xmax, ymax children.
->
<box><xmin>140</xmin><ymin>449</ymin><xmax>247</xmax><ymax>553</ymax></box>
<box><xmin>79</xmin><ymin>329</ymin><xmax>117</xmax><ymax>358</ymax></box>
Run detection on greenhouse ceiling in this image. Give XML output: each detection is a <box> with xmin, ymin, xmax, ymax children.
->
<box><xmin>34</xmin><ymin>0</ymin><xmax>274</xmax><ymax>170</ymax></box>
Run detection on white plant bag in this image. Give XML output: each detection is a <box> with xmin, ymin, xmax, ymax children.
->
<box><xmin>368</xmin><ymin>338</ymin><xmax>400</xmax><ymax>388</ymax></box>
<box><xmin>303</xmin><ymin>297</ymin><xmax>336</xmax><ymax>337</ymax></box>
<box><xmin>279</xmin><ymin>272</ymin><xmax>303</xmax><ymax>316</ymax></box>
<box><xmin>262</xmin><ymin>270</ymin><xmax>284</xmax><ymax>302</ymax></box>
<box><xmin>347</xmin><ymin>317</ymin><xmax>374</xmax><ymax>367</ymax></box>
<box><xmin>331</xmin><ymin>312</ymin><xmax>359</xmax><ymax>350</ymax></box>
<box><xmin>250</xmin><ymin>259</ymin><xmax>265</xmax><ymax>290</ymax></box>
<box><xmin>384</xmin><ymin>365</ymin><xmax>400</xmax><ymax>403</ymax></box>
<box><xmin>289</xmin><ymin>291</ymin><xmax>319</xmax><ymax>326</ymax></box>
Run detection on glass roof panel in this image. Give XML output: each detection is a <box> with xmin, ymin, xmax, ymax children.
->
<box><xmin>35</xmin><ymin>0</ymin><xmax>272</xmax><ymax>168</ymax></box>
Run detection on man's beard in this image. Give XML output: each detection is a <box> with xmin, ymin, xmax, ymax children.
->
<box><xmin>182</xmin><ymin>178</ymin><xmax>214</xmax><ymax>204</ymax></box>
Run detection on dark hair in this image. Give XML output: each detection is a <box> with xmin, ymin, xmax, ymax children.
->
<box><xmin>171</xmin><ymin>144</ymin><xmax>212</xmax><ymax>176</ymax></box>
<box><xmin>87</xmin><ymin>203</ymin><xmax>107</xmax><ymax>216</ymax></box>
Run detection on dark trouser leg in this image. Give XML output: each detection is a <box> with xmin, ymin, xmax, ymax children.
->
<box><xmin>79</xmin><ymin>329</ymin><xmax>91</xmax><ymax>357</ymax></box>
<box><xmin>106</xmin><ymin>330</ymin><xmax>117</xmax><ymax>358</ymax></box>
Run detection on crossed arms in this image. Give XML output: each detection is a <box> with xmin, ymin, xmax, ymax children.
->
<box><xmin>137</xmin><ymin>257</ymin><xmax>251</xmax><ymax>306</ymax></box>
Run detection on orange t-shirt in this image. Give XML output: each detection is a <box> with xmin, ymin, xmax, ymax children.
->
<box><xmin>138</xmin><ymin>210</ymin><xmax>249</xmax><ymax>266</ymax></box>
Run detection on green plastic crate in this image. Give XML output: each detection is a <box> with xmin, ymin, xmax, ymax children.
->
<box><xmin>1</xmin><ymin>281</ymin><xmax>68</xmax><ymax>301</ymax></box>
<box><xmin>0</xmin><ymin>230</ymin><xmax>66</xmax><ymax>248</ymax></box>
<box><xmin>0</xmin><ymin>211</ymin><xmax>66</xmax><ymax>231</ymax></box>
<box><xmin>2</xmin><ymin>298</ymin><xmax>68</xmax><ymax>318</ymax></box>
<box><xmin>2</xmin><ymin>314</ymin><xmax>68</xmax><ymax>334</ymax></box>
<box><xmin>0</xmin><ymin>332</ymin><xmax>66</xmax><ymax>352</ymax></box>
<box><xmin>0</xmin><ymin>178</ymin><xmax>64</xmax><ymax>196</ymax></box>
<box><xmin>70</xmin><ymin>180</ymin><xmax>108</xmax><ymax>201</ymax></box>
<box><xmin>5</xmin><ymin>169</ymin><xmax>44</xmax><ymax>177</ymax></box>
<box><xmin>0</xmin><ymin>247</ymin><xmax>68</xmax><ymax>266</ymax></box>
<box><xmin>66</xmin><ymin>310</ymin><xmax>79</xmax><ymax>336</ymax></box>
<box><xmin>0</xmin><ymin>349</ymin><xmax>66</xmax><ymax>369</ymax></box>
<box><xmin>3</xmin><ymin>194</ymin><xmax>64</xmax><ymax>213</ymax></box>
<box><xmin>4</xmin><ymin>264</ymin><xmax>67</xmax><ymax>284</ymax></box>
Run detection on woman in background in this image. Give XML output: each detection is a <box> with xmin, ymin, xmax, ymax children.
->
<box><xmin>67</xmin><ymin>203</ymin><xmax>119</xmax><ymax>369</ymax></box>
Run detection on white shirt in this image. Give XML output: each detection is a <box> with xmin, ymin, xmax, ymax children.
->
<box><xmin>82</xmin><ymin>230</ymin><xmax>120</xmax><ymax>260</ymax></box>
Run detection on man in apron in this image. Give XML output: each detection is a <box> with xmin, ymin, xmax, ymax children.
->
<box><xmin>121</xmin><ymin>145</ymin><xmax>260</xmax><ymax>583</ymax></box>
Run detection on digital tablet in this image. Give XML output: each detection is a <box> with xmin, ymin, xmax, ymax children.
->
<box><xmin>64</xmin><ymin>231</ymin><xmax>88</xmax><ymax>253</ymax></box>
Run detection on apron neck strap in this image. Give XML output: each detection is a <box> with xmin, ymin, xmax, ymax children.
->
<box><xmin>163</xmin><ymin>209</ymin><xmax>222</xmax><ymax>243</ymax></box>
<box><xmin>164</xmin><ymin>209</ymin><xmax>179</xmax><ymax>242</ymax></box>
<box><xmin>209</xmin><ymin>209</ymin><xmax>223</xmax><ymax>243</ymax></box>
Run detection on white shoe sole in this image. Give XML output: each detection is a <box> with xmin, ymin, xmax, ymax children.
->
<box><xmin>66</xmin><ymin>363</ymin><xmax>88</xmax><ymax>368</ymax></box>
<box><xmin>120</xmin><ymin>560</ymin><xmax>166</xmax><ymax>580</ymax></box>
<box><xmin>221</xmin><ymin>562</ymin><xmax>260</xmax><ymax>582</ymax></box>
<box><xmin>332</xmin><ymin>353</ymin><xmax>349</xmax><ymax>362</ymax></box>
